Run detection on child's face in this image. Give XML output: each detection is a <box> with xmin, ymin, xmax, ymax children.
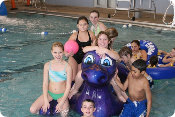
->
<box><xmin>121</xmin><ymin>55</ymin><xmax>130</xmax><ymax>63</ymax></box>
<box><xmin>77</xmin><ymin>19</ymin><xmax>89</xmax><ymax>32</ymax></box>
<box><xmin>131</xmin><ymin>42</ymin><xmax>140</xmax><ymax>53</ymax></box>
<box><xmin>81</xmin><ymin>101</ymin><xmax>96</xmax><ymax>117</ymax></box>
<box><xmin>97</xmin><ymin>34</ymin><xmax>109</xmax><ymax>48</ymax></box>
<box><xmin>51</xmin><ymin>46</ymin><xmax>64</xmax><ymax>61</ymax></box>
<box><xmin>131</xmin><ymin>66</ymin><xmax>144</xmax><ymax>78</ymax></box>
<box><xmin>89</xmin><ymin>12</ymin><xmax>99</xmax><ymax>25</ymax></box>
<box><xmin>170</xmin><ymin>49</ymin><xmax>175</xmax><ymax>57</ymax></box>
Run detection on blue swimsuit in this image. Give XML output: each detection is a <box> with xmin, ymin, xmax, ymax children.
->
<box><xmin>49</xmin><ymin>61</ymin><xmax>67</xmax><ymax>82</ymax></box>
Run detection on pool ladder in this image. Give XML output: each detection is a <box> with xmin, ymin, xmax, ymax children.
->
<box><xmin>108</xmin><ymin>0</ymin><xmax>156</xmax><ymax>20</ymax></box>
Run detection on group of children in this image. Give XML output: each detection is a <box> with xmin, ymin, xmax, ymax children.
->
<box><xmin>29</xmin><ymin>10</ymin><xmax>175</xmax><ymax>117</ymax></box>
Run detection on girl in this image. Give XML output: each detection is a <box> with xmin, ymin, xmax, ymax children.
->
<box><xmin>65</xmin><ymin>16</ymin><xmax>96</xmax><ymax>81</ymax></box>
<box><xmin>162</xmin><ymin>47</ymin><xmax>175</xmax><ymax>63</ymax></box>
<box><xmin>131</xmin><ymin>40</ymin><xmax>147</xmax><ymax>61</ymax></box>
<box><xmin>68</xmin><ymin>31</ymin><xmax>127</xmax><ymax>102</ymax></box>
<box><xmin>30</xmin><ymin>42</ymin><xmax>72</xmax><ymax>116</ymax></box>
<box><xmin>89</xmin><ymin>10</ymin><xmax>107</xmax><ymax>36</ymax></box>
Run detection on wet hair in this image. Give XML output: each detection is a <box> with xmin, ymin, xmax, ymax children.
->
<box><xmin>96</xmin><ymin>31</ymin><xmax>112</xmax><ymax>49</ymax></box>
<box><xmin>77</xmin><ymin>16</ymin><xmax>89</xmax><ymax>24</ymax></box>
<box><xmin>82</xmin><ymin>99</ymin><xmax>95</xmax><ymax>108</ymax></box>
<box><xmin>119</xmin><ymin>46</ymin><xmax>132</xmax><ymax>57</ymax></box>
<box><xmin>132</xmin><ymin>59</ymin><xmax>147</xmax><ymax>73</ymax></box>
<box><xmin>105</xmin><ymin>27</ymin><xmax>118</xmax><ymax>39</ymax></box>
<box><xmin>173</xmin><ymin>47</ymin><xmax>175</xmax><ymax>50</ymax></box>
<box><xmin>51</xmin><ymin>42</ymin><xmax>64</xmax><ymax>51</ymax></box>
<box><xmin>150</xmin><ymin>55</ymin><xmax>158</xmax><ymax>67</ymax></box>
<box><xmin>131</xmin><ymin>40</ymin><xmax>140</xmax><ymax>46</ymax></box>
<box><xmin>90</xmin><ymin>10</ymin><xmax>100</xmax><ymax>17</ymax></box>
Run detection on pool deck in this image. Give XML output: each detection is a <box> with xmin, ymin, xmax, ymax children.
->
<box><xmin>4</xmin><ymin>1</ymin><xmax>175</xmax><ymax>31</ymax></box>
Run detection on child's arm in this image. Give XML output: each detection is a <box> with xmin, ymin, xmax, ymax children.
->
<box><xmin>162</xmin><ymin>53</ymin><xmax>172</xmax><ymax>63</ymax></box>
<box><xmin>89</xmin><ymin>31</ymin><xmax>96</xmax><ymax>45</ymax></box>
<box><xmin>158</xmin><ymin>50</ymin><xmax>168</xmax><ymax>55</ymax></box>
<box><xmin>55</xmin><ymin>64</ymin><xmax>72</xmax><ymax>111</ymax></box>
<box><xmin>144</xmin><ymin>80</ymin><xmax>152</xmax><ymax>117</ymax></box>
<box><xmin>99</xmin><ymin>22</ymin><xmax>107</xmax><ymax>31</ymax></box>
<box><xmin>96</xmin><ymin>47</ymin><xmax>120</xmax><ymax>60</ymax></box>
<box><xmin>83</xmin><ymin>46</ymin><xmax>99</xmax><ymax>53</ymax></box>
<box><xmin>42</xmin><ymin>62</ymin><xmax>50</xmax><ymax>113</ymax></box>
<box><xmin>160</xmin><ymin>57</ymin><xmax>175</xmax><ymax>67</ymax></box>
<box><xmin>114</xmin><ymin>71</ymin><xmax>129</xmax><ymax>91</ymax></box>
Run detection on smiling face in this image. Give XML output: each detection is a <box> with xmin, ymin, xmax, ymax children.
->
<box><xmin>77</xmin><ymin>19</ymin><xmax>89</xmax><ymax>32</ymax></box>
<box><xmin>89</xmin><ymin>12</ymin><xmax>99</xmax><ymax>25</ymax></box>
<box><xmin>131</xmin><ymin>42</ymin><xmax>140</xmax><ymax>53</ymax></box>
<box><xmin>170</xmin><ymin>49</ymin><xmax>175</xmax><ymax>57</ymax></box>
<box><xmin>51</xmin><ymin>46</ymin><xmax>64</xmax><ymax>62</ymax></box>
<box><xmin>81</xmin><ymin>101</ymin><xmax>96</xmax><ymax>117</ymax></box>
<box><xmin>97</xmin><ymin>34</ymin><xmax>109</xmax><ymax>48</ymax></box>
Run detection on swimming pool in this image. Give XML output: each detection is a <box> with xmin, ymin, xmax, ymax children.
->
<box><xmin>0</xmin><ymin>12</ymin><xmax>175</xmax><ymax>117</ymax></box>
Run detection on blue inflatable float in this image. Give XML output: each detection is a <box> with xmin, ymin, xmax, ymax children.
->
<box><xmin>0</xmin><ymin>0</ymin><xmax>7</xmax><ymax>16</ymax></box>
<box><xmin>126</xmin><ymin>40</ymin><xmax>175</xmax><ymax>80</ymax></box>
<box><xmin>126</xmin><ymin>40</ymin><xmax>158</xmax><ymax>64</ymax></box>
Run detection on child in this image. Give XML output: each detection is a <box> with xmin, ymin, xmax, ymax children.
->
<box><xmin>30</xmin><ymin>42</ymin><xmax>72</xmax><ymax>116</ymax></box>
<box><xmin>81</xmin><ymin>99</ymin><xmax>96</xmax><ymax>117</ymax></box>
<box><xmin>148</xmin><ymin>55</ymin><xmax>175</xmax><ymax>67</ymax></box>
<box><xmin>119</xmin><ymin>46</ymin><xmax>154</xmax><ymax>89</ymax></box>
<box><xmin>68</xmin><ymin>31</ymin><xmax>127</xmax><ymax>102</ymax></box>
<box><xmin>65</xmin><ymin>16</ymin><xmax>96</xmax><ymax>81</ymax></box>
<box><xmin>131</xmin><ymin>40</ymin><xmax>147</xmax><ymax>61</ymax></box>
<box><xmin>89</xmin><ymin>10</ymin><xmax>107</xmax><ymax>36</ymax></box>
<box><xmin>114</xmin><ymin>59</ymin><xmax>152</xmax><ymax>117</ymax></box>
<box><xmin>105</xmin><ymin>27</ymin><xmax>118</xmax><ymax>50</ymax></box>
<box><xmin>162</xmin><ymin>47</ymin><xmax>175</xmax><ymax>63</ymax></box>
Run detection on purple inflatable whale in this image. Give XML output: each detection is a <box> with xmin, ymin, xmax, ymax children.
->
<box><xmin>70</xmin><ymin>51</ymin><xmax>125</xmax><ymax>117</ymax></box>
<box><xmin>39</xmin><ymin>51</ymin><xmax>129</xmax><ymax>116</ymax></box>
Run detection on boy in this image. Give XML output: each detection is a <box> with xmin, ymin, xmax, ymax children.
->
<box><xmin>162</xmin><ymin>47</ymin><xmax>175</xmax><ymax>63</ymax></box>
<box><xmin>81</xmin><ymin>99</ymin><xmax>96</xmax><ymax>117</ymax></box>
<box><xmin>89</xmin><ymin>10</ymin><xmax>107</xmax><ymax>36</ymax></box>
<box><xmin>119</xmin><ymin>46</ymin><xmax>154</xmax><ymax>89</ymax></box>
<box><xmin>114</xmin><ymin>59</ymin><xmax>152</xmax><ymax>117</ymax></box>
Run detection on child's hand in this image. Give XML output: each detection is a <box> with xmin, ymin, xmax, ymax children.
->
<box><xmin>55</xmin><ymin>101</ymin><xmax>64</xmax><ymax>113</ymax></box>
<box><xmin>64</xmin><ymin>50</ymin><xmax>74</xmax><ymax>57</ymax></box>
<box><xmin>137</xmin><ymin>52</ymin><xmax>142</xmax><ymax>59</ymax></box>
<box><xmin>42</xmin><ymin>101</ymin><xmax>50</xmax><ymax>113</ymax></box>
<box><xmin>96</xmin><ymin>47</ymin><xmax>106</xmax><ymax>58</ymax></box>
<box><xmin>172</xmin><ymin>57</ymin><xmax>175</xmax><ymax>61</ymax></box>
<box><xmin>158</xmin><ymin>50</ymin><xmax>163</xmax><ymax>53</ymax></box>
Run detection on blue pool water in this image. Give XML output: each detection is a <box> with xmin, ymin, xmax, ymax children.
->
<box><xmin>0</xmin><ymin>12</ymin><xmax>175</xmax><ymax>117</ymax></box>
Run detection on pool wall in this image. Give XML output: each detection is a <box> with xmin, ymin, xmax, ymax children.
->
<box><xmin>46</xmin><ymin>0</ymin><xmax>174</xmax><ymax>15</ymax></box>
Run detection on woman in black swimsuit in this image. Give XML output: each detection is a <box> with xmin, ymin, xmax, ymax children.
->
<box><xmin>65</xmin><ymin>16</ymin><xmax>96</xmax><ymax>81</ymax></box>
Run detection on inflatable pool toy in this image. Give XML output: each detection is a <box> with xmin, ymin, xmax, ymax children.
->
<box><xmin>126</xmin><ymin>40</ymin><xmax>158</xmax><ymax>64</ymax></box>
<box><xmin>38</xmin><ymin>51</ymin><xmax>129</xmax><ymax>116</ymax></box>
<box><xmin>64</xmin><ymin>40</ymin><xmax>79</xmax><ymax>54</ymax></box>
<box><xmin>0</xmin><ymin>0</ymin><xmax>7</xmax><ymax>16</ymax></box>
<box><xmin>146</xmin><ymin>66</ymin><xmax>175</xmax><ymax>80</ymax></box>
<box><xmin>69</xmin><ymin>51</ymin><xmax>127</xmax><ymax>117</ymax></box>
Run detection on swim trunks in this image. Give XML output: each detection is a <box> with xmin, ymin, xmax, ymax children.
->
<box><xmin>120</xmin><ymin>98</ymin><xmax>147</xmax><ymax>117</ymax></box>
<box><xmin>73</xmin><ymin>30</ymin><xmax>92</xmax><ymax>64</ymax></box>
<box><xmin>48</xmin><ymin>90</ymin><xmax>64</xmax><ymax>100</ymax></box>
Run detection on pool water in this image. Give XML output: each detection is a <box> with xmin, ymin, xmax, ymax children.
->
<box><xmin>0</xmin><ymin>12</ymin><xmax>175</xmax><ymax>117</ymax></box>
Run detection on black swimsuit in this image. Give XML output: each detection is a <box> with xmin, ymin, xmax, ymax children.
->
<box><xmin>73</xmin><ymin>30</ymin><xmax>92</xmax><ymax>64</ymax></box>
